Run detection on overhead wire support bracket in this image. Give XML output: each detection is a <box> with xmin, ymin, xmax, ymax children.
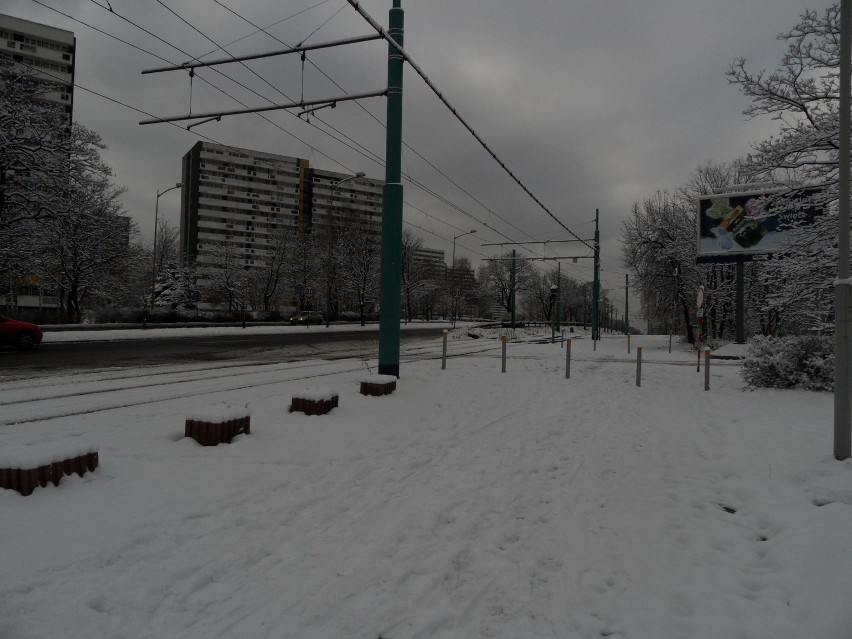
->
<box><xmin>139</xmin><ymin>89</ymin><xmax>387</xmax><ymax>126</ymax></box>
<box><xmin>186</xmin><ymin>115</ymin><xmax>221</xmax><ymax>130</ymax></box>
<box><xmin>297</xmin><ymin>101</ymin><xmax>336</xmax><ymax>118</ymax></box>
<box><xmin>140</xmin><ymin>33</ymin><xmax>383</xmax><ymax>74</ymax></box>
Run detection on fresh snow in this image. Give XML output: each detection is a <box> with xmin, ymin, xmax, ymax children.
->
<box><xmin>1</xmin><ymin>329</ymin><xmax>851</xmax><ymax>638</ymax></box>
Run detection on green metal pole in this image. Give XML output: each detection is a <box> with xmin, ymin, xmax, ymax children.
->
<box><xmin>556</xmin><ymin>262</ymin><xmax>561</xmax><ymax>332</ymax></box>
<box><xmin>378</xmin><ymin>0</ymin><xmax>404</xmax><ymax>377</ymax></box>
<box><xmin>592</xmin><ymin>209</ymin><xmax>600</xmax><ymax>341</ymax></box>
<box><xmin>511</xmin><ymin>249</ymin><xmax>517</xmax><ymax>328</ymax></box>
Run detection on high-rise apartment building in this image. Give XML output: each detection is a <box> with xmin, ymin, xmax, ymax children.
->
<box><xmin>180</xmin><ymin>142</ymin><xmax>383</xmax><ymax>294</ymax></box>
<box><xmin>0</xmin><ymin>12</ymin><xmax>75</xmax><ymax>122</ymax></box>
<box><xmin>413</xmin><ymin>246</ymin><xmax>446</xmax><ymax>282</ymax></box>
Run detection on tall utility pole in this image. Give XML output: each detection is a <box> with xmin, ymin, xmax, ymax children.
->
<box><xmin>836</xmin><ymin>0</ymin><xmax>852</xmax><ymax>460</ymax></box>
<box><xmin>556</xmin><ymin>262</ymin><xmax>562</xmax><ymax>332</ymax></box>
<box><xmin>378</xmin><ymin>0</ymin><xmax>405</xmax><ymax>377</ymax></box>
<box><xmin>592</xmin><ymin>209</ymin><xmax>601</xmax><ymax>341</ymax></box>
<box><xmin>510</xmin><ymin>249</ymin><xmax>517</xmax><ymax>328</ymax></box>
<box><xmin>625</xmin><ymin>274</ymin><xmax>630</xmax><ymax>335</ymax></box>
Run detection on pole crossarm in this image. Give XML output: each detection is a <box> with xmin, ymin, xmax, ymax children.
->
<box><xmin>141</xmin><ymin>34</ymin><xmax>383</xmax><ymax>75</ymax></box>
<box><xmin>481</xmin><ymin>240</ymin><xmax>594</xmax><ymax>246</ymax></box>
<box><xmin>139</xmin><ymin>89</ymin><xmax>388</xmax><ymax>126</ymax></box>
<box><xmin>482</xmin><ymin>256</ymin><xmax>593</xmax><ymax>262</ymax></box>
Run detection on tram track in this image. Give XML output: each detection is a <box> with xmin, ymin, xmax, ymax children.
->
<box><xmin>0</xmin><ymin>340</ymin><xmax>502</xmax><ymax>426</ymax></box>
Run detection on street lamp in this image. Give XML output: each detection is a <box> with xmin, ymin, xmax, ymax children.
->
<box><xmin>327</xmin><ymin>172</ymin><xmax>365</xmax><ymax>327</ymax></box>
<box><xmin>450</xmin><ymin>229</ymin><xmax>476</xmax><ymax>327</ymax></box>
<box><xmin>150</xmin><ymin>182</ymin><xmax>183</xmax><ymax>309</ymax></box>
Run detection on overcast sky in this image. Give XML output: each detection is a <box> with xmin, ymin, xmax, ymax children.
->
<box><xmin>4</xmin><ymin>0</ymin><xmax>837</xmax><ymax>305</ymax></box>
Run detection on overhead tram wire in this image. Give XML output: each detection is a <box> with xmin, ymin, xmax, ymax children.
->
<box><xmin>12</xmin><ymin>21</ymin><xmax>517</xmax><ymax>255</ymax></box>
<box><xmin>142</xmin><ymin>0</ymin><xmax>517</xmax><ymax>245</ymax></box>
<box><xmin>10</xmin><ymin>41</ymin><xmax>507</xmax><ymax>264</ymax></box>
<box><xmin>48</xmin><ymin>1</ymin><xmax>543</xmax><ymax>254</ymax></box>
<box><xmin>344</xmin><ymin>0</ymin><xmax>592</xmax><ymax>250</ymax></box>
<box><xmin>80</xmin><ymin>0</ymin><xmax>370</xmax><ymax>174</ymax></box>
<box><xmin>212</xmin><ymin>0</ymin><xmax>541</xmax><ymax>248</ymax></box>
<box><xmin>35</xmin><ymin>1</ymin><xmax>527</xmax><ymax>252</ymax></box>
<box><xmin>143</xmin><ymin>1</ymin><xmax>534</xmax><ymax>250</ymax></box>
<box><xmin>135</xmin><ymin>2</ymin><xmax>543</xmax><ymax>255</ymax></box>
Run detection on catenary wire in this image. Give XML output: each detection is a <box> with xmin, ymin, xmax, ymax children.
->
<box><xmin>30</xmin><ymin>1</ymin><xmax>556</xmax><ymax>264</ymax></box>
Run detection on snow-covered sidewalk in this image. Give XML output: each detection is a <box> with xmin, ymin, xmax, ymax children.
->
<box><xmin>1</xmin><ymin>334</ymin><xmax>850</xmax><ymax>638</ymax></box>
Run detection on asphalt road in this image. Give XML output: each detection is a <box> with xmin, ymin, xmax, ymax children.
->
<box><xmin>0</xmin><ymin>326</ymin><xmax>445</xmax><ymax>372</ymax></box>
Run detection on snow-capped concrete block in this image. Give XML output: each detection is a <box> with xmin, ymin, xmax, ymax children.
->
<box><xmin>0</xmin><ymin>444</ymin><xmax>98</xmax><ymax>496</ymax></box>
<box><xmin>290</xmin><ymin>389</ymin><xmax>339</xmax><ymax>415</ymax></box>
<box><xmin>358</xmin><ymin>374</ymin><xmax>397</xmax><ymax>397</ymax></box>
<box><xmin>184</xmin><ymin>415</ymin><xmax>251</xmax><ymax>446</ymax></box>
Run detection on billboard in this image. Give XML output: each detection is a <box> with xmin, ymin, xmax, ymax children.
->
<box><xmin>696</xmin><ymin>188</ymin><xmax>822</xmax><ymax>263</ymax></box>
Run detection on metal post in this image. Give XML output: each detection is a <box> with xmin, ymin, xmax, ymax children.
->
<box><xmin>441</xmin><ymin>329</ymin><xmax>448</xmax><ymax>370</ymax></box>
<box><xmin>551</xmin><ymin>284</ymin><xmax>557</xmax><ymax>343</ymax></box>
<box><xmin>837</xmin><ymin>0</ymin><xmax>852</xmax><ymax>460</ymax></box>
<box><xmin>735</xmin><ymin>258</ymin><xmax>745</xmax><ymax>344</ymax></box>
<box><xmin>704</xmin><ymin>349</ymin><xmax>711</xmax><ymax>391</ymax></box>
<box><xmin>565</xmin><ymin>338</ymin><xmax>572</xmax><ymax>379</ymax></box>
<box><xmin>378</xmin><ymin>0</ymin><xmax>404</xmax><ymax>377</ymax></box>
<box><xmin>510</xmin><ymin>249</ymin><xmax>517</xmax><ymax>329</ymax></box>
<box><xmin>625</xmin><ymin>274</ymin><xmax>630</xmax><ymax>335</ymax></box>
<box><xmin>592</xmin><ymin>209</ymin><xmax>600</xmax><ymax>342</ymax></box>
<box><xmin>636</xmin><ymin>347</ymin><xmax>642</xmax><ymax>387</ymax></box>
<box><xmin>556</xmin><ymin>262</ymin><xmax>562</xmax><ymax>333</ymax></box>
<box><xmin>501</xmin><ymin>334</ymin><xmax>507</xmax><ymax>373</ymax></box>
<box><xmin>628</xmin><ymin>333</ymin><xmax>631</xmax><ymax>354</ymax></box>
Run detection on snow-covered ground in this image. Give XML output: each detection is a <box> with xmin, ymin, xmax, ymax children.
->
<box><xmin>1</xmin><ymin>330</ymin><xmax>850</xmax><ymax>638</ymax></box>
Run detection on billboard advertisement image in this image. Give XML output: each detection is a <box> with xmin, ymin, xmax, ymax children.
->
<box><xmin>697</xmin><ymin>188</ymin><xmax>822</xmax><ymax>262</ymax></box>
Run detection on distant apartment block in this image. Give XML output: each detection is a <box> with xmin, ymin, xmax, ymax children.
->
<box><xmin>180</xmin><ymin>142</ymin><xmax>383</xmax><ymax>293</ymax></box>
<box><xmin>0</xmin><ymin>12</ymin><xmax>75</xmax><ymax>121</ymax></box>
<box><xmin>413</xmin><ymin>246</ymin><xmax>446</xmax><ymax>282</ymax></box>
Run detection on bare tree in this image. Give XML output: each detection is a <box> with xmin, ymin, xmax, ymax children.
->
<box><xmin>337</xmin><ymin>223</ymin><xmax>380</xmax><ymax>325</ymax></box>
<box><xmin>256</xmin><ymin>224</ymin><xmax>293</xmax><ymax>312</ymax></box>
<box><xmin>401</xmin><ymin>229</ymin><xmax>425</xmax><ymax>323</ymax></box>
<box><xmin>32</xmin><ymin>182</ymin><xmax>136</xmax><ymax>323</ymax></box>
<box><xmin>478</xmin><ymin>253</ymin><xmax>534</xmax><ymax>315</ymax></box>
<box><xmin>621</xmin><ymin>190</ymin><xmax>698</xmax><ymax>343</ymax></box>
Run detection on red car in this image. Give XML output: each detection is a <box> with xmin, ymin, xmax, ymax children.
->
<box><xmin>0</xmin><ymin>315</ymin><xmax>43</xmax><ymax>350</ymax></box>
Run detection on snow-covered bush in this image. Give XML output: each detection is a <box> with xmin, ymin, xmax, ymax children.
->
<box><xmin>742</xmin><ymin>335</ymin><xmax>834</xmax><ymax>391</ymax></box>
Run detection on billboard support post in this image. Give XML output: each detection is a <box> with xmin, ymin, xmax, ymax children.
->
<box><xmin>736</xmin><ymin>258</ymin><xmax>745</xmax><ymax>344</ymax></box>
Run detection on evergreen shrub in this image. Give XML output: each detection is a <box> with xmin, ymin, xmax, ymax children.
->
<box><xmin>742</xmin><ymin>335</ymin><xmax>834</xmax><ymax>391</ymax></box>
